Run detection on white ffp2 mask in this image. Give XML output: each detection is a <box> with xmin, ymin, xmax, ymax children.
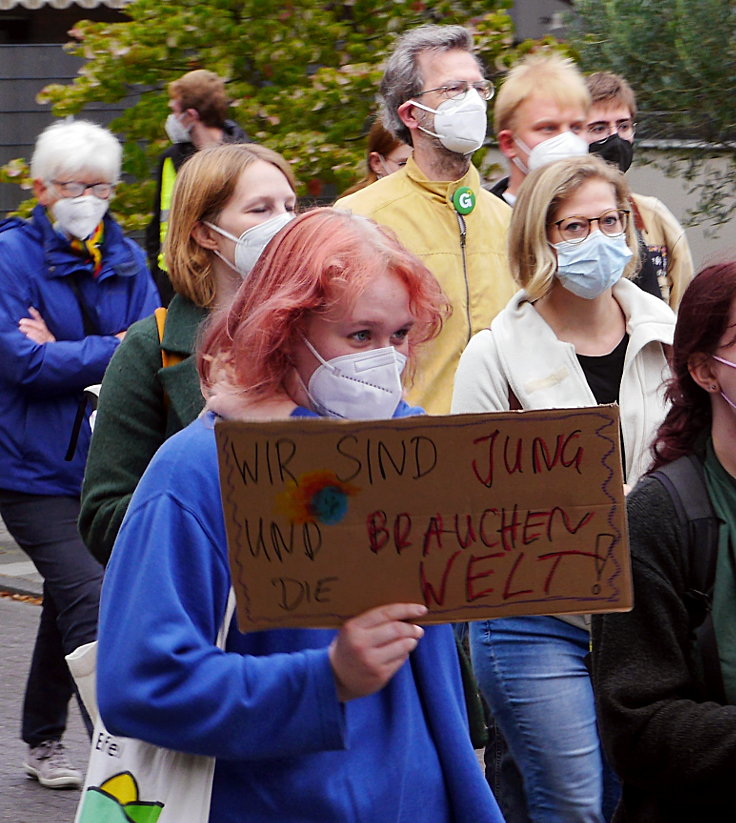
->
<box><xmin>165</xmin><ymin>113</ymin><xmax>192</xmax><ymax>144</ymax></box>
<box><xmin>205</xmin><ymin>211</ymin><xmax>295</xmax><ymax>278</ymax></box>
<box><xmin>411</xmin><ymin>88</ymin><xmax>488</xmax><ymax>155</ymax></box>
<box><xmin>302</xmin><ymin>338</ymin><xmax>407</xmax><ymax>420</ymax></box>
<box><xmin>51</xmin><ymin>195</ymin><xmax>109</xmax><ymax>240</ymax></box>
<box><xmin>513</xmin><ymin>131</ymin><xmax>589</xmax><ymax>175</ymax></box>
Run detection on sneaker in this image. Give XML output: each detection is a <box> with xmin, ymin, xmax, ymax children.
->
<box><xmin>23</xmin><ymin>739</ymin><xmax>82</xmax><ymax>789</ymax></box>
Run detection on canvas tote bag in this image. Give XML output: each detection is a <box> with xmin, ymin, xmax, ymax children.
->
<box><xmin>68</xmin><ymin>589</ymin><xmax>236</xmax><ymax>823</ymax></box>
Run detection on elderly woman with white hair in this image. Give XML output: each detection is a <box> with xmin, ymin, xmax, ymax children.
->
<box><xmin>0</xmin><ymin>118</ymin><xmax>158</xmax><ymax>789</ymax></box>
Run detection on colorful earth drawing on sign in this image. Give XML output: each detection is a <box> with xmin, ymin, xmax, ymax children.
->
<box><xmin>77</xmin><ymin>771</ymin><xmax>164</xmax><ymax>823</ymax></box>
<box><xmin>276</xmin><ymin>470</ymin><xmax>360</xmax><ymax>525</ymax></box>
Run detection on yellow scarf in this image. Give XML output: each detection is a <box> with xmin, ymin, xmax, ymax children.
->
<box><xmin>69</xmin><ymin>221</ymin><xmax>105</xmax><ymax>277</ymax></box>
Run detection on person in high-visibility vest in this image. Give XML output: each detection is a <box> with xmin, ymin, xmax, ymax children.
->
<box><xmin>145</xmin><ymin>69</ymin><xmax>248</xmax><ymax>306</ymax></box>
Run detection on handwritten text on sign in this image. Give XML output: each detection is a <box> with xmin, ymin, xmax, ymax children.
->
<box><xmin>215</xmin><ymin>408</ymin><xmax>630</xmax><ymax>630</ymax></box>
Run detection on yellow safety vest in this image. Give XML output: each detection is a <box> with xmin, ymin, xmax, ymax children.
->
<box><xmin>157</xmin><ymin>157</ymin><xmax>177</xmax><ymax>272</ymax></box>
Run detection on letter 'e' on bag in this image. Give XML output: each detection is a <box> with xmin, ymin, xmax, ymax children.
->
<box><xmin>68</xmin><ymin>590</ymin><xmax>235</xmax><ymax>823</ymax></box>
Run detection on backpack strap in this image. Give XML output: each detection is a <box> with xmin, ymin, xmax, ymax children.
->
<box><xmin>649</xmin><ymin>454</ymin><xmax>725</xmax><ymax>701</ymax></box>
<box><xmin>154</xmin><ymin>306</ymin><xmax>185</xmax><ymax>369</ymax></box>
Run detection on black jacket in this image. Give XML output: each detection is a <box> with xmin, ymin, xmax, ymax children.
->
<box><xmin>592</xmin><ymin>472</ymin><xmax>736</xmax><ymax>822</ymax></box>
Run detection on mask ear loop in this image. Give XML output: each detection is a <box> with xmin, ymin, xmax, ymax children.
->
<box><xmin>204</xmin><ymin>221</ymin><xmax>239</xmax><ymax>243</ymax></box>
<box><xmin>293</xmin><ymin>346</ymin><xmax>345</xmax><ymax>418</ymax></box>
<box><xmin>203</xmin><ymin>221</ymin><xmax>242</xmax><ymax>275</ymax></box>
<box><xmin>300</xmin><ymin>335</ymin><xmax>338</xmax><ymax>372</ymax></box>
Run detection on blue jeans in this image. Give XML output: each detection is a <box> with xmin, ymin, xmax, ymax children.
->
<box><xmin>470</xmin><ymin>615</ymin><xmax>618</xmax><ymax>823</ymax></box>
<box><xmin>0</xmin><ymin>492</ymin><xmax>102</xmax><ymax>747</ymax></box>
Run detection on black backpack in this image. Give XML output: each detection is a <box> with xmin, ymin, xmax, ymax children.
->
<box><xmin>649</xmin><ymin>454</ymin><xmax>726</xmax><ymax>702</ymax></box>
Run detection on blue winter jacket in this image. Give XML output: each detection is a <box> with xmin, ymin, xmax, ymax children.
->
<box><xmin>0</xmin><ymin>205</ymin><xmax>159</xmax><ymax>496</ymax></box>
<box><xmin>98</xmin><ymin>411</ymin><xmax>504</xmax><ymax>823</ymax></box>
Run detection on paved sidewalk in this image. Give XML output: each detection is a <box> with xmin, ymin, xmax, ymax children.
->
<box><xmin>0</xmin><ymin>516</ymin><xmax>42</xmax><ymax>597</ymax></box>
<box><xmin>0</xmin><ymin>595</ymin><xmax>89</xmax><ymax>822</ymax></box>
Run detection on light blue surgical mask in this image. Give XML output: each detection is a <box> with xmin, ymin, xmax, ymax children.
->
<box><xmin>552</xmin><ymin>231</ymin><xmax>633</xmax><ymax>300</ymax></box>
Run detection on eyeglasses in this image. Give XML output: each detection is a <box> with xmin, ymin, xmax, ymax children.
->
<box><xmin>51</xmin><ymin>180</ymin><xmax>115</xmax><ymax>200</ymax></box>
<box><xmin>549</xmin><ymin>209</ymin><xmax>630</xmax><ymax>244</ymax></box>
<box><xmin>586</xmin><ymin>119</ymin><xmax>636</xmax><ymax>140</ymax></box>
<box><xmin>414</xmin><ymin>79</ymin><xmax>495</xmax><ymax>102</ymax></box>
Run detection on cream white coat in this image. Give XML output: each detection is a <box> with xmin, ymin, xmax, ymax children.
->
<box><xmin>452</xmin><ymin>277</ymin><xmax>675</xmax><ymax>487</ymax></box>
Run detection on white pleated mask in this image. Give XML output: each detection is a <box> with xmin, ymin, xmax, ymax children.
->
<box><xmin>302</xmin><ymin>338</ymin><xmax>407</xmax><ymax>420</ymax></box>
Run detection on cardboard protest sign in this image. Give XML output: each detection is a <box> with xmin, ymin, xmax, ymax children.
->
<box><xmin>215</xmin><ymin>407</ymin><xmax>631</xmax><ymax>631</ymax></box>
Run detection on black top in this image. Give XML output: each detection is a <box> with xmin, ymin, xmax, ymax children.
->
<box><xmin>576</xmin><ymin>333</ymin><xmax>628</xmax><ymax>405</ymax></box>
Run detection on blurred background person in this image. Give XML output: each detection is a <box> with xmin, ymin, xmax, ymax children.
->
<box><xmin>0</xmin><ymin>118</ymin><xmax>158</xmax><ymax>788</ymax></box>
<box><xmin>585</xmin><ymin>71</ymin><xmax>694</xmax><ymax>309</ymax></box>
<box><xmin>341</xmin><ymin>119</ymin><xmax>412</xmax><ymax>195</ymax></box>
<box><xmin>453</xmin><ymin>154</ymin><xmax>675</xmax><ymax>822</ymax></box>
<box><xmin>80</xmin><ymin>143</ymin><xmax>296</xmax><ymax>565</ymax></box>
<box><xmin>592</xmin><ymin>263</ymin><xmax>736</xmax><ymax>822</ymax></box>
<box><xmin>146</xmin><ymin>69</ymin><xmax>249</xmax><ymax>305</ymax></box>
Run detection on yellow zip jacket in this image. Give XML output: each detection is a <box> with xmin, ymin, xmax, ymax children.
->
<box><xmin>335</xmin><ymin>156</ymin><xmax>514</xmax><ymax>414</ymax></box>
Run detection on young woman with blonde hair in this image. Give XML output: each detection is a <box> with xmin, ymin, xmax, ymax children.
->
<box><xmin>453</xmin><ymin>154</ymin><xmax>676</xmax><ymax>822</ymax></box>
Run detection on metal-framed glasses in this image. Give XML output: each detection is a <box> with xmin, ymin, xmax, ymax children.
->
<box><xmin>414</xmin><ymin>79</ymin><xmax>494</xmax><ymax>102</ymax></box>
<box><xmin>586</xmin><ymin>119</ymin><xmax>636</xmax><ymax>140</ymax></box>
<box><xmin>550</xmin><ymin>209</ymin><xmax>630</xmax><ymax>244</ymax></box>
<box><xmin>51</xmin><ymin>180</ymin><xmax>115</xmax><ymax>200</ymax></box>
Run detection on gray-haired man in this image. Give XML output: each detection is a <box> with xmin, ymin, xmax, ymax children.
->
<box><xmin>335</xmin><ymin>24</ymin><xmax>514</xmax><ymax>415</ymax></box>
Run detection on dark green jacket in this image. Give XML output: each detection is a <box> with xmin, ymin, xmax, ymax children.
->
<box><xmin>79</xmin><ymin>295</ymin><xmax>208</xmax><ymax>563</ymax></box>
<box><xmin>592</xmin><ymin>473</ymin><xmax>736</xmax><ymax>822</ymax></box>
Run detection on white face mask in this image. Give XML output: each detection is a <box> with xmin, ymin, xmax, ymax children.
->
<box><xmin>301</xmin><ymin>337</ymin><xmax>407</xmax><ymax>420</ymax></box>
<box><xmin>51</xmin><ymin>195</ymin><xmax>109</xmax><ymax>240</ymax></box>
<box><xmin>513</xmin><ymin>131</ymin><xmax>589</xmax><ymax>175</ymax></box>
<box><xmin>410</xmin><ymin>88</ymin><xmax>488</xmax><ymax>155</ymax></box>
<box><xmin>205</xmin><ymin>211</ymin><xmax>295</xmax><ymax>278</ymax></box>
<box><xmin>165</xmin><ymin>112</ymin><xmax>192</xmax><ymax>144</ymax></box>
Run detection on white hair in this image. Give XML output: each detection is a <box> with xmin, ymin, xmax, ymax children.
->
<box><xmin>30</xmin><ymin>119</ymin><xmax>122</xmax><ymax>183</ymax></box>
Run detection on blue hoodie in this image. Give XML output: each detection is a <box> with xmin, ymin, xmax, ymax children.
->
<box><xmin>98</xmin><ymin>412</ymin><xmax>504</xmax><ymax>823</ymax></box>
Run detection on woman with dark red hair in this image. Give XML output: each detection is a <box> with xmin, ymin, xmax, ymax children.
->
<box><xmin>592</xmin><ymin>262</ymin><xmax>736</xmax><ymax>822</ymax></box>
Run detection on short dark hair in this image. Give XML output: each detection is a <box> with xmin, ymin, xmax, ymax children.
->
<box><xmin>586</xmin><ymin>72</ymin><xmax>637</xmax><ymax>119</ymax></box>
<box><xmin>169</xmin><ymin>70</ymin><xmax>229</xmax><ymax>128</ymax></box>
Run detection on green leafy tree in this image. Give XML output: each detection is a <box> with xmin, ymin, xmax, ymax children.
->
<box><xmin>569</xmin><ymin>0</ymin><xmax>736</xmax><ymax>231</ymax></box>
<box><xmin>1</xmin><ymin>0</ymin><xmax>554</xmax><ymax>230</ymax></box>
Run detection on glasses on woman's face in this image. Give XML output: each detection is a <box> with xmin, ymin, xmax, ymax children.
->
<box><xmin>51</xmin><ymin>180</ymin><xmax>115</xmax><ymax>200</ymax></box>
<box><xmin>549</xmin><ymin>209</ymin><xmax>630</xmax><ymax>244</ymax></box>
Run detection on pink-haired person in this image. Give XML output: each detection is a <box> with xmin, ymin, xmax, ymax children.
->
<box><xmin>94</xmin><ymin>208</ymin><xmax>505</xmax><ymax>823</ymax></box>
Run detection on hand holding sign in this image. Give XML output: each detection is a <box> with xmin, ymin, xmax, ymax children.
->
<box><xmin>329</xmin><ymin>603</ymin><xmax>427</xmax><ymax>701</ymax></box>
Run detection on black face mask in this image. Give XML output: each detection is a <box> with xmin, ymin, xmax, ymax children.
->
<box><xmin>588</xmin><ymin>133</ymin><xmax>634</xmax><ymax>173</ymax></box>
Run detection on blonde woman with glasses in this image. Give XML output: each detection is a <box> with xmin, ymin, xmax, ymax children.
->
<box><xmin>452</xmin><ymin>154</ymin><xmax>675</xmax><ymax>822</ymax></box>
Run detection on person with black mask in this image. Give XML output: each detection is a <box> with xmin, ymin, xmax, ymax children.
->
<box><xmin>585</xmin><ymin>72</ymin><xmax>693</xmax><ymax>309</ymax></box>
